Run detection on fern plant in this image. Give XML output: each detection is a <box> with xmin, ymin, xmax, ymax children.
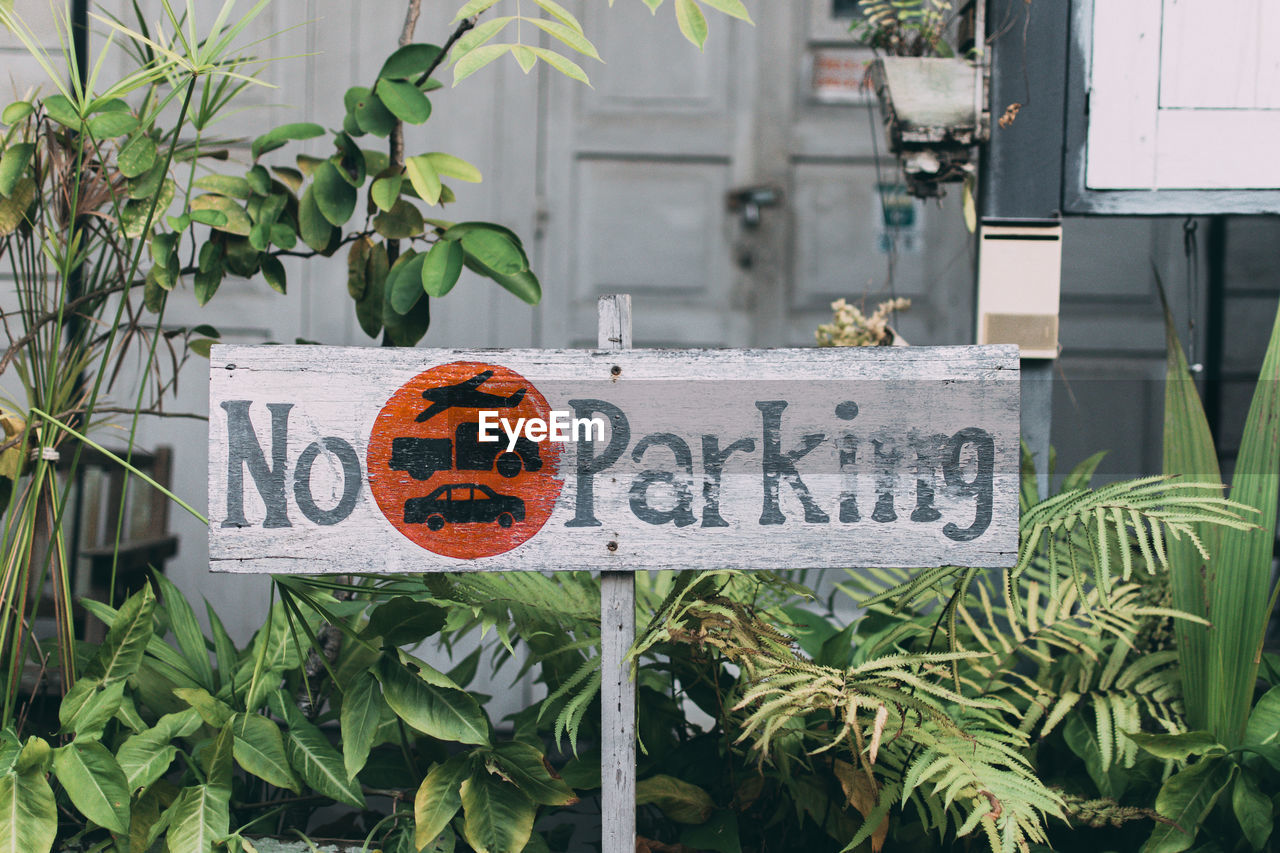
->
<box><xmin>643</xmin><ymin>459</ymin><xmax>1252</xmax><ymax>853</ymax></box>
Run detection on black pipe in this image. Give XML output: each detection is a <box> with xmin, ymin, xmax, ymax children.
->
<box><xmin>1204</xmin><ymin>216</ymin><xmax>1227</xmax><ymax>445</ymax></box>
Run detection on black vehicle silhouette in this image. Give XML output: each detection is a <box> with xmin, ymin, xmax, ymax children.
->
<box><xmin>415</xmin><ymin>370</ymin><xmax>526</xmax><ymax>422</ymax></box>
<box><xmin>403</xmin><ymin>483</ymin><xmax>526</xmax><ymax>530</ymax></box>
<box><xmin>455</xmin><ymin>421</ymin><xmax>542</xmax><ymax>478</ymax></box>
<box><xmin>389</xmin><ymin>422</ymin><xmax>543</xmax><ymax>481</ymax></box>
<box><xmin>389</xmin><ymin>436</ymin><xmax>453</xmax><ymax>481</ymax></box>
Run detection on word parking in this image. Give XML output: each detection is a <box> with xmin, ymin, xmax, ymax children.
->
<box><xmin>209</xmin><ymin>346</ymin><xmax>1020</xmax><ymax>573</ymax></box>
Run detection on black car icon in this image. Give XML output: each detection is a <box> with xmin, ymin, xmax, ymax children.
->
<box><xmin>455</xmin><ymin>421</ymin><xmax>543</xmax><ymax>478</ymax></box>
<box><xmin>403</xmin><ymin>483</ymin><xmax>527</xmax><ymax>530</ymax></box>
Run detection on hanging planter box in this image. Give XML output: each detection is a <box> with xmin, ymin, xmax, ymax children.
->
<box><xmin>869</xmin><ymin>57</ymin><xmax>988</xmax><ymax>196</ymax></box>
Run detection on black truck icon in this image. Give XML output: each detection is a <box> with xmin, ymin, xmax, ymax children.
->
<box><xmin>404</xmin><ymin>483</ymin><xmax>526</xmax><ymax>530</ymax></box>
<box><xmin>390</xmin><ymin>421</ymin><xmax>543</xmax><ymax>481</ymax></box>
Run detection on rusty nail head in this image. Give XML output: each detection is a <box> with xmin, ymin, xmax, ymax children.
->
<box><xmin>610</xmin><ymin>365</ymin><xmax>621</xmax><ymax>377</ymax></box>
<box><xmin>607</xmin><ymin>540</ymin><xmax>618</xmax><ymax>552</ymax></box>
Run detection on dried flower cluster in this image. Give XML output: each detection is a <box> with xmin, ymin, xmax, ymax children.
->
<box><xmin>815</xmin><ymin>297</ymin><xmax>911</xmax><ymax>347</ymax></box>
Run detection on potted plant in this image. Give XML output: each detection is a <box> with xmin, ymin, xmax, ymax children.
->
<box><xmin>856</xmin><ymin>0</ymin><xmax>988</xmax><ymax>198</ymax></box>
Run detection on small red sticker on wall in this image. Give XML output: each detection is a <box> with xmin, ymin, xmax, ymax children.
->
<box><xmin>366</xmin><ymin>362</ymin><xmax>563</xmax><ymax>559</ymax></box>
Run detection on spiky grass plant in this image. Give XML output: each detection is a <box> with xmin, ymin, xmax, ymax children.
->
<box><xmin>0</xmin><ymin>0</ymin><xmax>274</xmax><ymax>730</ymax></box>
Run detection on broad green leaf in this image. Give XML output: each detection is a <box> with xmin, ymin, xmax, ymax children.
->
<box><xmin>356</xmin><ymin>240</ymin><xmax>389</xmax><ymax>339</ymax></box>
<box><xmin>460</xmin><ymin>772</ymin><xmax>535</xmax><ymax>853</ymax></box>
<box><xmin>460</xmin><ymin>228</ymin><xmax>526</xmax><ymax>275</ymax></box>
<box><xmin>272</xmin><ymin>166</ymin><xmax>304</xmax><ymax>193</ymax></box>
<box><xmin>0</xmin><ymin>177</ymin><xmax>34</xmax><ymax>236</ymax></box>
<box><xmin>374</xmin><ymin>199</ymin><xmax>425</xmax><ymax>240</ymax></box>
<box><xmin>0</xmin><ymin>143</ymin><xmax>34</xmax><ymax>197</ymax></box>
<box><xmin>675</xmin><ymin>0</ymin><xmax>709</xmax><ymax>49</ymax></box>
<box><xmin>13</xmin><ymin>738</ymin><xmax>48</xmax><ymax>775</ymax></box>
<box><xmin>381</xmin><ymin>267</ymin><xmax>432</xmax><ymax>343</ymax></box>
<box><xmin>489</xmin><ymin>742</ymin><xmax>577</xmax><ymax>806</ymax></box>
<box><xmin>118</xmin><ymin>134</ymin><xmax>158</xmax><ymax>179</ymax></box>
<box><xmin>365</xmin><ymin>597</ymin><xmax>448</xmax><ymax>646</ymax></box>
<box><xmin>59</xmin><ymin>677</ymin><xmax>126</xmax><ymax>740</ymax></box>
<box><xmin>86</xmin><ymin>109</ymin><xmax>137</xmax><ymax>138</ymax></box>
<box><xmin>405</xmin><ymin>155</ymin><xmax>443</xmax><ymax>206</ymax></box>
<box><xmin>127</xmin><ymin>787</ymin><xmax>164</xmax><ymax>853</ymax></box>
<box><xmin>0</xmin><ymin>768</ymin><xmax>56</xmax><ymax>853</ymax></box>
<box><xmin>194</xmin><ymin>174</ymin><xmax>253</xmax><ymax>199</ymax></box>
<box><xmin>189</xmin><ymin>209</ymin><xmax>228</xmax><ymax>228</ymax></box>
<box><xmin>475</xmin><ymin>265</ymin><xmax>541</xmax><ymax>306</ymax></box>
<box><xmin>422</xmin><ymin>239</ymin><xmax>465</xmax><ymax>298</ymax></box>
<box><xmin>261</xmin><ymin>254</ymin><xmax>286</xmax><ymax>295</ymax></box>
<box><xmin>700</xmin><ymin>0</ymin><xmax>752</xmax><ymax>22</ymax></box>
<box><xmin>246</xmin><ymin>165</ymin><xmax>271</xmax><ymax>196</ymax></box>
<box><xmin>117</xmin><ymin>710</ymin><xmax>200</xmax><ymax>792</ymax></box>
<box><xmin>356</xmin><ymin>91</ymin><xmax>397</xmax><ymax>138</ymax></box>
<box><xmin>636</xmin><ymin>774</ymin><xmax>713</xmax><ymax>823</ymax></box>
<box><xmin>270</xmin><ymin>222</ymin><xmax>297</xmax><ymax>250</ymax></box>
<box><xmin>251</xmin><ymin>122</ymin><xmax>324</xmax><ymax>160</ymax></box>
<box><xmin>190</xmin><ymin>195</ymin><xmax>252</xmax><ymax>236</ymax></box>
<box><xmin>375</xmin><ymin>657</ymin><xmax>489</xmax><ymax>745</ymax></box>
<box><xmin>42</xmin><ymin>94</ymin><xmax>81</xmax><ymax>128</ymax></box>
<box><xmin>387</xmin><ymin>251</ymin><xmax>428</xmax><ymax>314</ymax></box>
<box><xmin>174</xmin><ymin>687</ymin><xmax>233</xmax><ymax>728</ymax></box>
<box><xmin>347</xmin><ymin>236</ymin><xmax>373</xmax><ymax>300</ymax></box>
<box><xmin>166</xmin><ymin>784</ymin><xmax>230</xmax><ymax>853</ymax></box>
<box><xmin>371</xmin><ymin>174</ymin><xmax>403</xmax><ymax>212</ymax></box>
<box><xmin>1127</xmin><ymin>731</ymin><xmax>1225</xmax><ymax>761</ymax></box>
<box><xmin>425</xmin><ymin>152</ymin><xmax>482</xmax><ymax>183</ymax></box>
<box><xmin>341</xmin><ymin>671</ymin><xmax>383</xmax><ymax>781</ymax></box>
<box><xmin>312</xmin><ymin>160</ymin><xmax>357</xmax><ymax>227</ymax></box>
<box><xmin>128</xmin><ymin>159</ymin><xmax>170</xmax><ymax>202</ymax></box>
<box><xmin>154</xmin><ymin>574</ymin><xmax>214</xmax><ymax>691</ymax></box>
<box><xmin>232</xmin><ymin>714</ymin><xmax>299</xmax><ymax>793</ymax></box>
<box><xmin>52</xmin><ymin>742</ymin><xmax>129</xmax><ymax>833</ymax></box>
<box><xmin>1231</xmin><ymin>769</ymin><xmax>1272</xmax><ymax>850</ymax></box>
<box><xmin>333</xmin><ymin>131</ymin><xmax>366</xmax><ymax>186</ymax></box>
<box><xmin>415</xmin><ymin>754</ymin><xmax>469</xmax><ymax>849</ymax></box>
<box><xmin>380</xmin><ymin>43</ymin><xmax>444</xmax><ymax>80</ymax></box>
<box><xmin>453</xmin><ymin>44</ymin><xmax>512</xmax><ymax>85</ymax></box>
<box><xmin>527</xmin><ymin>47</ymin><xmax>589</xmax><ymax>85</ymax></box>
<box><xmin>298</xmin><ymin>185</ymin><xmax>338</xmax><ymax>253</ymax></box>
<box><xmin>1142</xmin><ymin>757</ymin><xmax>1234</xmax><ymax>853</ymax></box>
<box><xmin>1</xmin><ymin>101</ymin><xmax>33</xmax><ymax>125</ymax></box>
<box><xmin>376</xmin><ymin>78</ymin><xmax>433</xmax><ymax>125</ymax></box>
<box><xmin>1245</xmin><ymin>685</ymin><xmax>1280</xmax><ymax>749</ymax></box>
<box><xmin>282</xmin><ymin>706</ymin><xmax>366</xmax><ymax>808</ymax></box>
<box><xmin>194</xmin><ymin>262</ymin><xmax>225</xmax><ymax>306</ymax></box>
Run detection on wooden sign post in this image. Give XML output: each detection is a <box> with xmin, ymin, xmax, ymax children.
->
<box><xmin>208</xmin><ymin>300</ymin><xmax>1020</xmax><ymax>850</ymax></box>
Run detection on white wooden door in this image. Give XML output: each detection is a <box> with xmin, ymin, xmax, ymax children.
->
<box><xmin>537</xmin><ymin>0</ymin><xmax>975</xmax><ymax>349</ymax></box>
<box><xmin>1088</xmin><ymin>0</ymin><xmax>1280</xmax><ymax>189</ymax></box>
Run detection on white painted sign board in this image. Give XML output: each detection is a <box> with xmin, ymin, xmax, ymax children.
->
<box><xmin>208</xmin><ymin>344</ymin><xmax>1020</xmax><ymax>573</ymax></box>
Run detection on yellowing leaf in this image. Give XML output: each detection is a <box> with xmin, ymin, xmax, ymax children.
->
<box><xmin>675</xmin><ymin>0</ymin><xmax>709</xmax><ymax>49</ymax></box>
<box><xmin>406</xmin><ymin>155</ymin><xmax>442</xmax><ymax>206</ymax></box>
<box><xmin>529</xmin><ymin>47</ymin><xmax>590</xmax><ymax>86</ymax></box>
<box><xmin>453</xmin><ymin>44</ymin><xmax>512</xmax><ymax>85</ymax></box>
<box><xmin>425</xmin><ymin>153</ymin><xmax>482</xmax><ymax>183</ymax></box>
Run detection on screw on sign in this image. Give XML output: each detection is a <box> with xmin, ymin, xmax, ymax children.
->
<box><xmin>365</xmin><ymin>362</ymin><xmax>563</xmax><ymax>559</ymax></box>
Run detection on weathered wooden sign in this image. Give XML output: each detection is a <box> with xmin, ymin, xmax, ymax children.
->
<box><xmin>209</xmin><ymin>344</ymin><xmax>1020</xmax><ymax>573</ymax></box>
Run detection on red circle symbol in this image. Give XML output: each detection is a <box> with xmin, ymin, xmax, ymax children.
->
<box><xmin>367</xmin><ymin>362</ymin><xmax>563</xmax><ymax>559</ymax></box>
